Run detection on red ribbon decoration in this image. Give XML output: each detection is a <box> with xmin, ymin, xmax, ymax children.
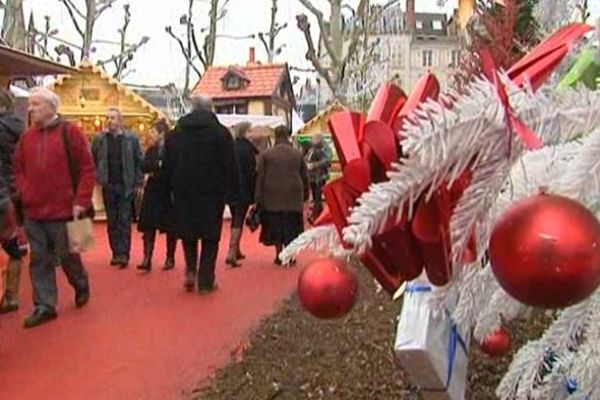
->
<box><xmin>316</xmin><ymin>24</ymin><xmax>592</xmax><ymax>293</ymax></box>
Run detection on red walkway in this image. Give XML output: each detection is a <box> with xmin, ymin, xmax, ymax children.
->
<box><xmin>0</xmin><ymin>223</ymin><xmax>303</xmax><ymax>400</ymax></box>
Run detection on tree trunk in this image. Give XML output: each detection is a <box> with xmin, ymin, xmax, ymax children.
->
<box><xmin>267</xmin><ymin>0</ymin><xmax>277</xmax><ymax>63</ymax></box>
<box><xmin>2</xmin><ymin>0</ymin><xmax>26</xmax><ymax>50</ymax></box>
<box><xmin>330</xmin><ymin>0</ymin><xmax>342</xmax><ymax>64</ymax></box>
<box><xmin>206</xmin><ymin>0</ymin><xmax>218</xmax><ymax>66</ymax></box>
<box><xmin>82</xmin><ymin>0</ymin><xmax>96</xmax><ymax>59</ymax></box>
<box><xmin>183</xmin><ymin>0</ymin><xmax>194</xmax><ymax>97</ymax></box>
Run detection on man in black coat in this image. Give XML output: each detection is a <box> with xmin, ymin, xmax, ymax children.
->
<box><xmin>164</xmin><ymin>96</ymin><xmax>238</xmax><ymax>293</ymax></box>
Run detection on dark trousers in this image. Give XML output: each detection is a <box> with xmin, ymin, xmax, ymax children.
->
<box><xmin>103</xmin><ymin>184</ymin><xmax>133</xmax><ymax>259</ymax></box>
<box><xmin>182</xmin><ymin>238</ymin><xmax>219</xmax><ymax>289</ymax></box>
<box><xmin>24</xmin><ymin>220</ymin><xmax>89</xmax><ymax>313</ymax></box>
<box><xmin>310</xmin><ymin>181</ymin><xmax>323</xmax><ymax>218</ymax></box>
<box><xmin>142</xmin><ymin>229</ymin><xmax>178</xmax><ymax>260</ymax></box>
<box><xmin>230</xmin><ymin>204</ymin><xmax>250</xmax><ymax>229</ymax></box>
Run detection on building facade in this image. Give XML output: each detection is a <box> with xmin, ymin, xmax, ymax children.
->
<box><xmin>375</xmin><ymin>6</ymin><xmax>460</xmax><ymax>93</ymax></box>
<box><xmin>192</xmin><ymin>48</ymin><xmax>295</xmax><ymax>127</ymax></box>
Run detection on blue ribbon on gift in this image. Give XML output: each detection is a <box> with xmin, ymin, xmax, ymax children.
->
<box><xmin>404</xmin><ymin>282</ymin><xmax>468</xmax><ymax>390</ymax></box>
<box><xmin>445</xmin><ymin>323</ymin><xmax>468</xmax><ymax>389</ymax></box>
<box><xmin>405</xmin><ymin>283</ymin><xmax>432</xmax><ymax>293</ymax></box>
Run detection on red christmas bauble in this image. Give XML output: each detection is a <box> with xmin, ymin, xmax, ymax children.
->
<box><xmin>490</xmin><ymin>194</ymin><xmax>600</xmax><ymax>308</ymax></box>
<box><xmin>298</xmin><ymin>258</ymin><xmax>358</xmax><ymax>319</ymax></box>
<box><xmin>481</xmin><ymin>328</ymin><xmax>511</xmax><ymax>357</ymax></box>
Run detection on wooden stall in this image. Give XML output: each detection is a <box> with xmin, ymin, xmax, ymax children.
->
<box><xmin>48</xmin><ymin>59</ymin><xmax>169</xmax><ymax>148</ymax></box>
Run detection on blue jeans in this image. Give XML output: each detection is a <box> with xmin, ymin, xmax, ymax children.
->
<box><xmin>103</xmin><ymin>184</ymin><xmax>133</xmax><ymax>259</ymax></box>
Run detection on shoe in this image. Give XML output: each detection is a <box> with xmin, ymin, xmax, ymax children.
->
<box><xmin>110</xmin><ymin>257</ymin><xmax>119</xmax><ymax>266</ymax></box>
<box><xmin>198</xmin><ymin>283</ymin><xmax>218</xmax><ymax>294</ymax></box>
<box><xmin>274</xmin><ymin>256</ymin><xmax>282</xmax><ymax>266</ymax></box>
<box><xmin>137</xmin><ymin>259</ymin><xmax>152</xmax><ymax>272</ymax></box>
<box><xmin>24</xmin><ymin>309</ymin><xmax>57</xmax><ymax>329</ymax></box>
<box><xmin>225</xmin><ymin>254</ymin><xmax>241</xmax><ymax>268</ymax></box>
<box><xmin>184</xmin><ymin>271</ymin><xmax>195</xmax><ymax>291</ymax></box>
<box><xmin>0</xmin><ymin>301</ymin><xmax>19</xmax><ymax>314</ymax></box>
<box><xmin>163</xmin><ymin>259</ymin><xmax>175</xmax><ymax>271</ymax></box>
<box><xmin>117</xmin><ymin>256</ymin><xmax>129</xmax><ymax>269</ymax></box>
<box><xmin>75</xmin><ymin>289</ymin><xmax>90</xmax><ymax>308</ymax></box>
<box><xmin>236</xmin><ymin>250</ymin><xmax>246</xmax><ymax>260</ymax></box>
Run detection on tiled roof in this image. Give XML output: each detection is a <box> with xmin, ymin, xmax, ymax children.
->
<box><xmin>192</xmin><ymin>63</ymin><xmax>287</xmax><ymax>100</ymax></box>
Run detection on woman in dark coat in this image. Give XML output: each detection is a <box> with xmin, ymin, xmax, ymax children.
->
<box><xmin>137</xmin><ymin>119</ymin><xmax>178</xmax><ymax>272</ymax></box>
<box><xmin>225</xmin><ymin>122</ymin><xmax>258</xmax><ymax>267</ymax></box>
<box><xmin>255</xmin><ymin>125</ymin><xmax>308</xmax><ymax>265</ymax></box>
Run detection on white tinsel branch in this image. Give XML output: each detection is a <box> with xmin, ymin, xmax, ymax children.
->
<box><xmin>343</xmin><ymin>83</ymin><xmax>600</xmax><ymax>257</ymax></box>
<box><xmin>279</xmin><ymin>225</ymin><xmax>346</xmax><ymax>265</ymax></box>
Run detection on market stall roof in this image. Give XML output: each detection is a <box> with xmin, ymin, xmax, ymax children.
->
<box><xmin>49</xmin><ymin>58</ymin><xmax>168</xmax><ymax>121</ymax></box>
<box><xmin>294</xmin><ymin>100</ymin><xmax>346</xmax><ymax>136</ymax></box>
<box><xmin>0</xmin><ymin>44</ymin><xmax>77</xmax><ymax>77</ymax></box>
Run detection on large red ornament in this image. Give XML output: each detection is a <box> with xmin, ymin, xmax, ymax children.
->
<box><xmin>480</xmin><ymin>328</ymin><xmax>511</xmax><ymax>357</ymax></box>
<box><xmin>297</xmin><ymin>258</ymin><xmax>359</xmax><ymax>319</ymax></box>
<box><xmin>490</xmin><ymin>194</ymin><xmax>600</xmax><ymax>308</ymax></box>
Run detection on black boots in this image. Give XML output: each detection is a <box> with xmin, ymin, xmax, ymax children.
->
<box><xmin>163</xmin><ymin>233</ymin><xmax>177</xmax><ymax>270</ymax></box>
<box><xmin>137</xmin><ymin>231</ymin><xmax>155</xmax><ymax>272</ymax></box>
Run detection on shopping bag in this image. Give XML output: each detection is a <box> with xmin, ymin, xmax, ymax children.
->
<box><xmin>394</xmin><ymin>279</ymin><xmax>469</xmax><ymax>400</ymax></box>
<box><xmin>66</xmin><ymin>217</ymin><xmax>95</xmax><ymax>253</ymax></box>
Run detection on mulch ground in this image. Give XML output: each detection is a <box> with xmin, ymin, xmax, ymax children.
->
<box><xmin>196</xmin><ymin>266</ymin><xmax>552</xmax><ymax>400</ymax></box>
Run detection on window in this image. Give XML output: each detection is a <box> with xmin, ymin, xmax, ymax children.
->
<box><xmin>225</xmin><ymin>76</ymin><xmax>241</xmax><ymax>90</ymax></box>
<box><xmin>432</xmin><ymin>20</ymin><xmax>443</xmax><ymax>30</ymax></box>
<box><xmin>451</xmin><ymin>50</ymin><xmax>460</xmax><ymax>67</ymax></box>
<box><xmin>416</xmin><ymin>20</ymin><xmax>423</xmax><ymax>30</ymax></box>
<box><xmin>215</xmin><ymin>103</ymin><xmax>248</xmax><ymax>115</ymax></box>
<box><xmin>422</xmin><ymin>50</ymin><xmax>433</xmax><ymax>67</ymax></box>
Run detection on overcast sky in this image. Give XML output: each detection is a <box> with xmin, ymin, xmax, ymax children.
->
<box><xmin>14</xmin><ymin>0</ymin><xmax>600</xmax><ymax>88</ymax></box>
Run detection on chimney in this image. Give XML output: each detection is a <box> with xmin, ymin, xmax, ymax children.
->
<box><xmin>248</xmin><ymin>47</ymin><xmax>256</xmax><ymax>64</ymax></box>
<box><xmin>406</xmin><ymin>0</ymin><xmax>416</xmax><ymax>33</ymax></box>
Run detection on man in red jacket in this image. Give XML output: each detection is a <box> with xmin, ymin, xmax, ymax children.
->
<box><xmin>14</xmin><ymin>87</ymin><xmax>95</xmax><ymax>328</ymax></box>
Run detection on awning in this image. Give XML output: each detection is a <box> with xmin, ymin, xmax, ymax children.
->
<box><xmin>0</xmin><ymin>45</ymin><xmax>77</xmax><ymax>78</ymax></box>
<box><xmin>215</xmin><ymin>113</ymin><xmax>285</xmax><ymax>128</ymax></box>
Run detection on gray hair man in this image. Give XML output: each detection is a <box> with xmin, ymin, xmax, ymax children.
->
<box><xmin>14</xmin><ymin>86</ymin><xmax>95</xmax><ymax>328</ymax></box>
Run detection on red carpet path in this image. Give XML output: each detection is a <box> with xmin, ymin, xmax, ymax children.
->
<box><xmin>0</xmin><ymin>222</ymin><xmax>306</xmax><ymax>400</ymax></box>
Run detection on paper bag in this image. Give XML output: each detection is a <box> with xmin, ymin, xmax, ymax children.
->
<box><xmin>66</xmin><ymin>218</ymin><xmax>95</xmax><ymax>253</ymax></box>
<box><xmin>394</xmin><ymin>280</ymin><xmax>469</xmax><ymax>400</ymax></box>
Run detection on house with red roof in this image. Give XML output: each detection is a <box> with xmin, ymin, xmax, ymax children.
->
<box><xmin>192</xmin><ymin>48</ymin><xmax>295</xmax><ymax>127</ymax></box>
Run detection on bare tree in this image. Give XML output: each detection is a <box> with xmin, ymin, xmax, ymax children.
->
<box><xmin>57</xmin><ymin>0</ymin><xmax>117</xmax><ymax>60</ymax></box>
<box><xmin>258</xmin><ymin>0</ymin><xmax>287</xmax><ymax>63</ymax></box>
<box><xmin>296</xmin><ymin>0</ymin><xmax>398</xmax><ymax>102</ymax></box>
<box><xmin>96</xmin><ymin>4</ymin><xmax>149</xmax><ymax>79</ymax></box>
<box><xmin>166</xmin><ymin>0</ymin><xmax>230</xmax><ymax>96</ymax></box>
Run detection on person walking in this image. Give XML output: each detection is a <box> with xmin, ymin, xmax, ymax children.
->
<box><xmin>92</xmin><ymin>108</ymin><xmax>143</xmax><ymax>268</ymax></box>
<box><xmin>0</xmin><ymin>89</ymin><xmax>25</xmax><ymax>314</ymax></box>
<box><xmin>305</xmin><ymin>133</ymin><xmax>331</xmax><ymax>224</ymax></box>
<box><xmin>137</xmin><ymin>119</ymin><xmax>178</xmax><ymax>272</ymax></box>
<box><xmin>164</xmin><ymin>96</ymin><xmax>237</xmax><ymax>293</ymax></box>
<box><xmin>14</xmin><ymin>87</ymin><xmax>94</xmax><ymax>328</ymax></box>
<box><xmin>255</xmin><ymin>125</ymin><xmax>308</xmax><ymax>265</ymax></box>
<box><xmin>225</xmin><ymin>122</ymin><xmax>257</xmax><ymax>267</ymax></box>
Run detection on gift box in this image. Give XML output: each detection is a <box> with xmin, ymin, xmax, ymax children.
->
<box><xmin>394</xmin><ymin>280</ymin><xmax>469</xmax><ymax>400</ymax></box>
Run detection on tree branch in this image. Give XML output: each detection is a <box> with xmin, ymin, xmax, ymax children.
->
<box><xmin>296</xmin><ymin>14</ymin><xmax>335</xmax><ymax>93</ymax></box>
<box><xmin>166</xmin><ymin>26</ymin><xmax>203</xmax><ymax>77</ymax></box>
<box><xmin>58</xmin><ymin>0</ymin><xmax>84</xmax><ymax>37</ymax></box>
<box><xmin>95</xmin><ymin>0</ymin><xmax>117</xmax><ymax>20</ymax></box>
<box><xmin>298</xmin><ymin>0</ymin><xmax>341</xmax><ymax>67</ymax></box>
<box><xmin>63</xmin><ymin>0</ymin><xmax>85</xmax><ymax>19</ymax></box>
<box><xmin>190</xmin><ymin>26</ymin><xmax>207</xmax><ymax>69</ymax></box>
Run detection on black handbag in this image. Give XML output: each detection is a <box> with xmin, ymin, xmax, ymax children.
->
<box><xmin>245</xmin><ymin>206</ymin><xmax>261</xmax><ymax>232</ymax></box>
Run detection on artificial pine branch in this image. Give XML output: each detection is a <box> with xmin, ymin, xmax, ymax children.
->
<box><xmin>279</xmin><ymin>225</ymin><xmax>345</xmax><ymax>264</ymax></box>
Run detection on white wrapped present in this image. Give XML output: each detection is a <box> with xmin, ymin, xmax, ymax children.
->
<box><xmin>394</xmin><ymin>281</ymin><xmax>470</xmax><ymax>400</ymax></box>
